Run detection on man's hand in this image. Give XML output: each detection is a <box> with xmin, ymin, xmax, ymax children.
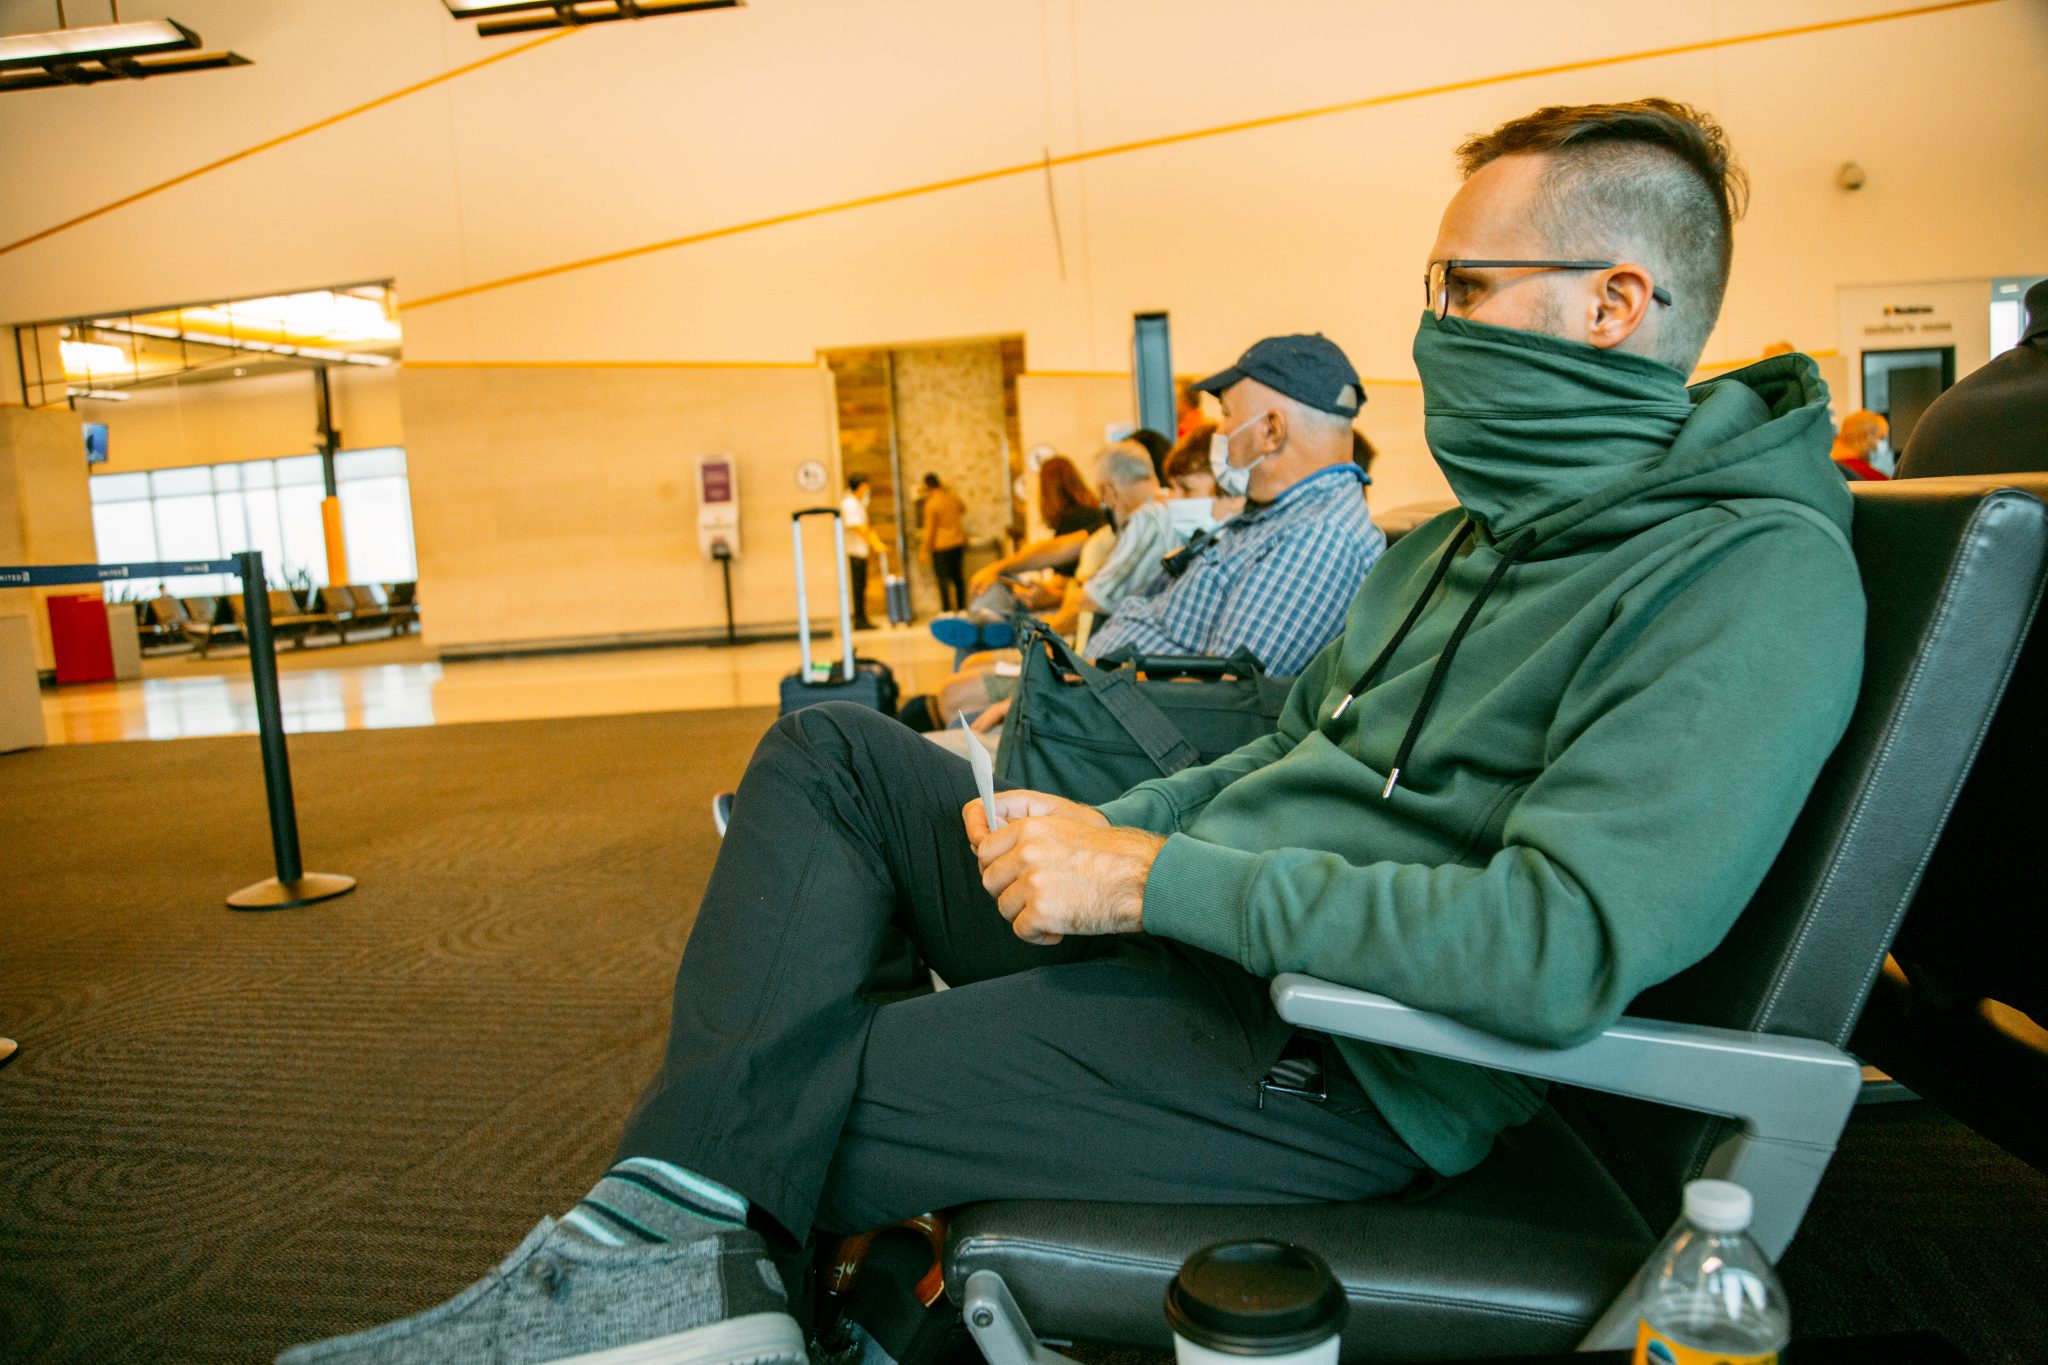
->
<box><xmin>969</xmin><ymin>697</ymin><xmax>1012</xmax><ymax>733</ymax></box>
<box><xmin>968</xmin><ymin>563</ymin><xmax>1005</xmax><ymax>598</ymax></box>
<box><xmin>961</xmin><ymin>788</ymin><xmax>1104</xmax><ymax>844</ymax></box>
<box><xmin>967</xmin><ymin>797</ymin><xmax>1165</xmax><ymax>945</ymax></box>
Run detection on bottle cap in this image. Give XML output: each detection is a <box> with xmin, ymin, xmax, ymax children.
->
<box><xmin>1683</xmin><ymin>1179</ymin><xmax>1754</xmax><ymax>1233</ymax></box>
<box><xmin>1163</xmin><ymin>1241</ymin><xmax>1347</xmax><ymax>1356</ymax></box>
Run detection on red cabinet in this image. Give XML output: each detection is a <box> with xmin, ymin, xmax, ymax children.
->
<box><xmin>48</xmin><ymin>592</ymin><xmax>114</xmax><ymax>685</ymax></box>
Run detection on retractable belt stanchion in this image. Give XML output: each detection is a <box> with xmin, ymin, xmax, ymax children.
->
<box><xmin>0</xmin><ymin>553</ymin><xmax>357</xmax><ymax>910</ymax></box>
<box><xmin>226</xmin><ymin>550</ymin><xmax>355</xmax><ymax>911</ymax></box>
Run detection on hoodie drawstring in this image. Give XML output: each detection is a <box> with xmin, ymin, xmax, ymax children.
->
<box><xmin>1330</xmin><ymin>519</ymin><xmax>1537</xmax><ymax>799</ymax></box>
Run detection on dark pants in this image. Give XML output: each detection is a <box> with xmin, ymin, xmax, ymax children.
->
<box><xmin>931</xmin><ymin>547</ymin><xmax>966</xmax><ymax>613</ymax></box>
<box><xmin>615</xmin><ymin>703</ymin><xmax>1421</xmax><ymax>1241</ymax></box>
<box><xmin>847</xmin><ymin>555</ymin><xmax>873</xmax><ymax>627</ymax></box>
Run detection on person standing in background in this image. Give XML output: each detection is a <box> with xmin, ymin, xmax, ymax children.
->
<box><xmin>1829</xmin><ymin>410</ymin><xmax>1892</xmax><ymax>481</ymax></box>
<box><xmin>920</xmin><ymin>473</ymin><xmax>968</xmax><ymax>612</ymax></box>
<box><xmin>840</xmin><ymin>475</ymin><xmax>886</xmax><ymax>630</ymax></box>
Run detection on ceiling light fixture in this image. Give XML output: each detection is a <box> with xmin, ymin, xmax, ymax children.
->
<box><xmin>0</xmin><ymin>8</ymin><xmax>249</xmax><ymax>94</ymax></box>
<box><xmin>444</xmin><ymin>0</ymin><xmax>741</xmax><ymax>40</ymax></box>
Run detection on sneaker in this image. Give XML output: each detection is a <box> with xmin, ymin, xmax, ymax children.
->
<box><xmin>927</xmin><ymin>616</ymin><xmax>1017</xmax><ymax>651</ymax></box>
<box><xmin>712</xmin><ymin>792</ymin><xmax>735</xmax><ymax>838</ymax></box>
<box><xmin>926</xmin><ymin>614</ymin><xmax>982</xmax><ymax>650</ymax></box>
<box><xmin>277</xmin><ymin>1219</ymin><xmax>806</xmax><ymax>1365</ymax></box>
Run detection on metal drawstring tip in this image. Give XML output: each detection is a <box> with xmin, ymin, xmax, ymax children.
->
<box><xmin>1381</xmin><ymin>769</ymin><xmax>1401</xmax><ymax>799</ymax></box>
<box><xmin>1331</xmin><ymin>694</ymin><xmax>1353</xmax><ymax>720</ymax></box>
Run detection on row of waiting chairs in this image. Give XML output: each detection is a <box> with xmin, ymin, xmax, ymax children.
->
<box><xmin>139</xmin><ymin>582</ymin><xmax>419</xmax><ymax>658</ymax></box>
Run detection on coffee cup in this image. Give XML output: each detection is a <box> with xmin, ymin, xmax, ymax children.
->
<box><xmin>1164</xmin><ymin>1241</ymin><xmax>1347</xmax><ymax>1365</ymax></box>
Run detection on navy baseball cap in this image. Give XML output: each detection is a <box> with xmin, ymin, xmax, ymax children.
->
<box><xmin>1192</xmin><ymin>333</ymin><xmax>1365</xmax><ymax>418</ymax></box>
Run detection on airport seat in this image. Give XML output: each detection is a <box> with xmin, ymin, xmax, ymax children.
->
<box><xmin>1850</xmin><ymin>481</ymin><xmax>2048</xmax><ymax>1174</ymax></box>
<box><xmin>949</xmin><ymin>474</ymin><xmax>2048</xmax><ymax>1362</ymax></box>
<box><xmin>317</xmin><ymin>586</ymin><xmax>366</xmax><ymax>643</ymax></box>
<box><xmin>1849</xmin><ymin>448</ymin><xmax>2048</xmax><ymax>1175</ymax></box>
<box><xmin>227</xmin><ymin>592</ymin><xmax>329</xmax><ymax>649</ymax></box>
<box><xmin>383</xmin><ymin>580</ymin><xmax>420</xmax><ymax>633</ymax></box>
<box><xmin>142</xmin><ymin>596</ymin><xmax>193</xmax><ymax>650</ymax></box>
<box><xmin>346</xmin><ymin>584</ymin><xmax>401</xmax><ymax>636</ymax></box>
<box><xmin>179</xmin><ymin>595</ymin><xmax>241</xmax><ymax>658</ymax></box>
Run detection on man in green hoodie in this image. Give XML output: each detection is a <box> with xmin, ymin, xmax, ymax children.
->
<box><xmin>284</xmin><ymin>100</ymin><xmax>1865</xmax><ymax>1365</ymax></box>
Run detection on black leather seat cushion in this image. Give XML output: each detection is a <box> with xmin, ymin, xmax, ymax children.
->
<box><xmin>945</xmin><ymin>1109</ymin><xmax>1654</xmax><ymax>1361</ymax></box>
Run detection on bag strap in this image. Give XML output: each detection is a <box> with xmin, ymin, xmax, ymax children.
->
<box><xmin>1095</xmin><ymin>643</ymin><xmax>1266</xmax><ymax>681</ymax></box>
<box><xmin>1015</xmin><ymin>620</ymin><xmax>1202</xmax><ymax>777</ymax></box>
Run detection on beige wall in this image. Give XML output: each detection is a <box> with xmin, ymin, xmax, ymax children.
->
<box><xmin>4</xmin><ymin>1</ymin><xmax>2042</xmax><ymax>387</ymax></box>
<box><xmin>399</xmin><ymin>363</ymin><xmax>842</xmax><ymax>652</ymax></box>
<box><xmin>0</xmin><ymin>408</ymin><xmax>100</xmax><ymax>670</ymax></box>
<box><xmin>73</xmin><ymin>365</ymin><xmax>405</xmax><ymax>473</ymax></box>
<box><xmin>2</xmin><ymin>0</ymin><xmax>2043</xmax><ymax>652</ymax></box>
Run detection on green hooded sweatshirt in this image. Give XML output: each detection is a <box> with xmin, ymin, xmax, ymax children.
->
<box><xmin>1097</xmin><ymin>314</ymin><xmax>1867</xmax><ymax>1177</ymax></box>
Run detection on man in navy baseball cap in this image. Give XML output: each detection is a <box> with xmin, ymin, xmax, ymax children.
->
<box><xmin>1178</xmin><ymin>332</ymin><xmax>1368</xmax><ymax>506</ymax></box>
<box><xmin>1190</xmin><ymin>332</ymin><xmax>1367</xmax><ymax>420</ymax></box>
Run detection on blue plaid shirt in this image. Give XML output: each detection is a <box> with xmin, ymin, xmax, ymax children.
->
<box><xmin>1085</xmin><ymin>464</ymin><xmax>1385</xmax><ymax>675</ymax></box>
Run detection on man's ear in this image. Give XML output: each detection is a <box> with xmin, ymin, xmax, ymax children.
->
<box><xmin>1255</xmin><ymin>407</ymin><xmax>1286</xmax><ymax>455</ymax></box>
<box><xmin>1586</xmin><ymin>261</ymin><xmax>1657</xmax><ymax>352</ymax></box>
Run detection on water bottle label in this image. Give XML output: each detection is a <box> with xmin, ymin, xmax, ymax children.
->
<box><xmin>1633</xmin><ymin>1320</ymin><xmax>1778</xmax><ymax>1365</ymax></box>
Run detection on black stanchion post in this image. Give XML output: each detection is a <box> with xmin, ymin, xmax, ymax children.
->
<box><xmin>714</xmin><ymin>542</ymin><xmax>736</xmax><ymax>645</ymax></box>
<box><xmin>227</xmin><ymin>550</ymin><xmax>356</xmax><ymax>911</ymax></box>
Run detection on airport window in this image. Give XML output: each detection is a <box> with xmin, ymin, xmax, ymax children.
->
<box><xmin>87</xmin><ymin>449</ymin><xmax>417</xmax><ymax>599</ymax></box>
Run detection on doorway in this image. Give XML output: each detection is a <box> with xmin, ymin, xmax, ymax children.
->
<box><xmin>1860</xmin><ymin>346</ymin><xmax>1955</xmax><ymax>453</ymax></box>
<box><xmin>821</xmin><ymin>336</ymin><xmax>1024</xmax><ymax>619</ymax></box>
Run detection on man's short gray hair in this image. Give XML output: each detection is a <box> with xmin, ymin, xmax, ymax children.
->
<box><xmin>1457</xmin><ymin>99</ymin><xmax>1748</xmax><ymax>373</ymax></box>
<box><xmin>1096</xmin><ymin>441</ymin><xmax>1157</xmax><ymax>488</ymax></box>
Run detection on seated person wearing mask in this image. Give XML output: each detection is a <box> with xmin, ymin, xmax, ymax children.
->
<box><xmin>282</xmin><ymin>98</ymin><xmax>1865</xmax><ymax>1365</ymax></box>
<box><xmin>1829</xmin><ymin>409</ymin><xmax>1892</xmax><ymax>481</ymax></box>
<box><xmin>1082</xmin><ymin>333</ymin><xmax>1384</xmax><ymax>678</ymax></box>
<box><xmin>903</xmin><ymin>436</ymin><xmax>1217</xmax><ymax>737</ymax></box>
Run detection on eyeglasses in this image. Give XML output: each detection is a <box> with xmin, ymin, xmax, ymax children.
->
<box><xmin>1425</xmin><ymin>259</ymin><xmax>1674</xmax><ymax>321</ymax></box>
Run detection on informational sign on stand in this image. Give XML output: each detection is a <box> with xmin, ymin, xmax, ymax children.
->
<box><xmin>697</xmin><ymin>454</ymin><xmax>741</xmax><ymax>559</ymax></box>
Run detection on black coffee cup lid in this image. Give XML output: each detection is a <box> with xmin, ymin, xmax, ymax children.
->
<box><xmin>1163</xmin><ymin>1241</ymin><xmax>1347</xmax><ymax>1356</ymax></box>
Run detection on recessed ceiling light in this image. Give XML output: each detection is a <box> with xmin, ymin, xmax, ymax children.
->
<box><xmin>444</xmin><ymin>0</ymin><xmax>742</xmax><ymax>39</ymax></box>
<box><xmin>0</xmin><ymin>16</ymin><xmax>249</xmax><ymax>93</ymax></box>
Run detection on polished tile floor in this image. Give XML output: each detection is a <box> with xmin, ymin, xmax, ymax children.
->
<box><xmin>39</xmin><ymin>628</ymin><xmax>959</xmax><ymax>744</ymax></box>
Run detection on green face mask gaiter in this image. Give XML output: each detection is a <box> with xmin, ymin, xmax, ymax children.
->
<box><xmin>1412</xmin><ymin>311</ymin><xmax>1695</xmax><ymax>538</ymax></box>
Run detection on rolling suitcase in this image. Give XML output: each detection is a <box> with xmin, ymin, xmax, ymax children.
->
<box><xmin>780</xmin><ymin>507</ymin><xmax>900</xmax><ymax>716</ymax></box>
<box><xmin>879</xmin><ymin>549</ymin><xmax>913</xmax><ymax>627</ymax></box>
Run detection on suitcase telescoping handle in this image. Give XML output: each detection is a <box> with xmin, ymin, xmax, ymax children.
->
<box><xmin>790</xmin><ymin>507</ymin><xmax>856</xmax><ymax>681</ymax></box>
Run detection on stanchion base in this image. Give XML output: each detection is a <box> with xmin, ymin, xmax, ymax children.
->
<box><xmin>227</xmin><ymin>872</ymin><xmax>357</xmax><ymax>911</ymax></box>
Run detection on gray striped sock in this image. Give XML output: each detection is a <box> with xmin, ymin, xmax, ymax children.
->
<box><xmin>559</xmin><ymin>1157</ymin><xmax>749</xmax><ymax>1247</ymax></box>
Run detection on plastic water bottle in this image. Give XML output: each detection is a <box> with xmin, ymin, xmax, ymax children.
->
<box><xmin>1632</xmin><ymin>1180</ymin><xmax>1791</xmax><ymax>1365</ymax></box>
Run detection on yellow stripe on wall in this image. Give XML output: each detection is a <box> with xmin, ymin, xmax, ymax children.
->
<box><xmin>0</xmin><ymin>29</ymin><xmax>578</xmax><ymax>258</ymax></box>
<box><xmin>402</xmin><ymin>0</ymin><xmax>1999</xmax><ymax>310</ymax></box>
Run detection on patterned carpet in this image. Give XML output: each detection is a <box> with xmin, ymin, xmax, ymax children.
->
<box><xmin>0</xmin><ymin>708</ymin><xmax>773</xmax><ymax>1363</ymax></box>
<box><xmin>2</xmin><ymin>708</ymin><xmax>2045</xmax><ymax>1362</ymax></box>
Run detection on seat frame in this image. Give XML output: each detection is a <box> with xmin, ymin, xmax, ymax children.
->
<box><xmin>954</xmin><ymin>477</ymin><xmax>2048</xmax><ymax>1363</ymax></box>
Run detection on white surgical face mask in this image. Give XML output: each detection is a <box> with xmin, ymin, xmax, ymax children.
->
<box><xmin>1871</xmin><ymin>437</ymin><xmax>1895</xmax><ymax>474</ymax></box>
<box><xmin>1209</xmin><ymin>414</ymin><xmax>1270</xmax><ymax>498</ymax></box>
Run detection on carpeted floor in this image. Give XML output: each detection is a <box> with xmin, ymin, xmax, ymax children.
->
<box><xmin>3</xmin><ymin>710</ymin><xmax>2046</xmax><ymax>1363</ymax></box>
<box><xmin>0</xmin><ymin>708</ymin><xmax>770</xmax><ymax>1363</ymax></box>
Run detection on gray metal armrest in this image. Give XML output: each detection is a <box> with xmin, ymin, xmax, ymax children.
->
<box><xmin>1271</xmin><ymin>973</ymin><xmax>1861</xmax><ymax>1261</ymax></box>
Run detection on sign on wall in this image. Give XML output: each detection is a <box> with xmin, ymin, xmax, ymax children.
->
<box><xmin>1835</xmin><ymin>280</ymin><xmax>1994</xmax><ymax>414</ymax></box>
<box><xmin>697</xmin><ymin>455</ymin><xmax>740</xmax><ymax>559</ymax></box>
